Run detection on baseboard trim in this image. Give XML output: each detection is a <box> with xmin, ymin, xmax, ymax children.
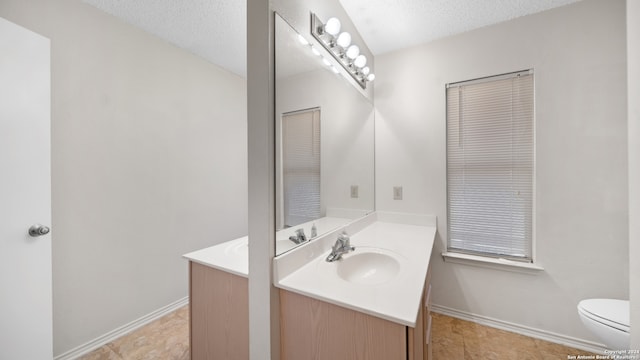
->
<box><xmin>54</xmin><ymin>296</ymin><xmax>189</xmax><ymax>360</ymax></box>
<box><xmin>430</xmin><ymin>303</ymin><xmax>607</xmax><ymax>355</ymax></box>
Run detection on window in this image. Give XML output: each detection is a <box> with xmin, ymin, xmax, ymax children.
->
<box><xmin>446</xmin><ymin>70</ymin><xmax>534</xmax><ymax>262</ymax></box>
<box><xmin>282</xmin><ymin>108</ymin><xmax>321</xmax><ymax>228</ymax></box>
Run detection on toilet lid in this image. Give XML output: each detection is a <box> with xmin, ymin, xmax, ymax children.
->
<box><xmin>579</xmin><ymin>299</ymin><xmax>629</xmax><ymax>332</ymax></box>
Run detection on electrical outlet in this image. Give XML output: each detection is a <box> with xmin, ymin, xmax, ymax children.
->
<box><xmin>393</xmin><ymin>186</ymin><xmax>403</xmax><ymax>200</ymax></box>
<box><xmin>350</xmin><ymin>185</ymin><xmax>359</xmax><ymax>198</ymax></box>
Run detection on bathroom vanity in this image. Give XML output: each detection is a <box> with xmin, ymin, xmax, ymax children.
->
<box><xmin>184</xmin><ymin>212</ymin><xmax>435</xmax><ymax>360</ymax></box>
<box><xmin>274</xmin><ymin>212</ymin><xmax>436</xmax><ymax>360</ymax></box>
<box><xmin>183</xmin><ymin>237</ymin><xmax>249</xmax><ymax>360</ymax></box>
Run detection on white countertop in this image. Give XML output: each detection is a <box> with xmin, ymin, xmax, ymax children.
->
<box><xmin>183</xmin><ymin>211</ymin><xmax>437</xmax><ymax>328</ymax></box>
<box><xmin>183</xmin><ymin>236</ymin><xmax>249</xmax><ymax>277</ymax></box>
<box><xmin>274</xmin><ymin>212</ymin><xmax>436</xmax><ymax>327</ymax></box>
<box><xmin>182</xmin><ymin>215</ymin><xmax>360</xmax><ymax>277</ymax></box>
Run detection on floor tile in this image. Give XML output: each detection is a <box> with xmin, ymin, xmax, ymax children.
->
<box><xmin>432</xmin><ymin>333</ymin><xmax>465</xmax><ymax>360</ymax></box>
<box><xmin>174</xmin><ymin>305</ymin><xmax>189</xmax><ymax>320</ymax></box>
<box><xmin>80</xmin><ymin>306</ymin><xmax>601</xmax><ymax>360</ymax></box>
<box><xmin>107</xmin><ymin>310</ymin><xmax>189</xmax><ymax>360</ymax></box>
<box><xmin>77</xmin><ymin>345</ymin><xmax>123</xmax><ymax>360</ymax></box>
<box><xmin>534</xmin><ymin>338</ymin><xmax>597</xmax><ymax>359</ymax></box>
<box><xmin>431</xmin><ymin>313</ymin><xmax>597</xmax><ymax>360</ymax></box>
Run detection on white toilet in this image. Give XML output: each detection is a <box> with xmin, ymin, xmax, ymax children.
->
<box><xmin>577</xmin><ymin>298</ymin><xmax>630</xmax><ymax>350</ymax></box>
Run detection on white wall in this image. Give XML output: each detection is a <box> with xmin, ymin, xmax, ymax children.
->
<box><xmin>0</xmin><ymin>0</ymin><xmax>248</xmax><ymax>356</ymax></box>
<box><xmin>629</xmin><ymin>0</ymin><xmax>640</xmax><ymax>351</ymax></box>
<box><xmin>375</xmin><ymin>0</ymin><xmax>627</xmax><ymax>346</ymax></box>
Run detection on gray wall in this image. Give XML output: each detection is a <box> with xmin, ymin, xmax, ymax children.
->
<box><xmin>0</xmin><ymin>0</ymin><xmax>248</xmax><ymax>356</ymax></box>
<box><xmin>629</xmin><ymin>0</ymin><xmax>640</xmax><ymax>351</ymax></box>
<box><xmin>374</xmin><ymin>0</ymin><xmax>627</xmax><ymax>345</ymax></box>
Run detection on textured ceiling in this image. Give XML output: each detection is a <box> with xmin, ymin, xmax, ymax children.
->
<box><xmin>338</xmin><ymin>0</ymin><xmax>583</xmax><ymax>55</ymax></box>
<box><xmin>83</xmin><ymin>0</ymin><xmax>583</xmax><ymax>77</ymax></box>
<box><xmin>83</xmin><ymin>0</ymin><xmax>246</xmax><ymax>76</ymax></box>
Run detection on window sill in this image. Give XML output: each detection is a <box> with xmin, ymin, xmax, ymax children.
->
<box><xmin>441</xmin><ymin>252</ymin><xmax>544</xmax><ymax>275</ymax></box>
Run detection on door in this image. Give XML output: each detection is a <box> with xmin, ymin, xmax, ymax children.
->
<box><xmin>0</xmin><ymin>17</ymin><xmax>53</xmax><ymax>359</ymax></box>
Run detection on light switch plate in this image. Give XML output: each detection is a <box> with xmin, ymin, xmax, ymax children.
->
<box><xmin>350</xmin><ymin>185</ymin><xmax>359</xmax><ymax>198</ymax></box>
<box><xmin>393</xmin><ymin>186</ymin><xmax>403</xmax><ymax>200</ymax></box>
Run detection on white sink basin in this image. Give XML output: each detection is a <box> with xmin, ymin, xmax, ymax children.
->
<box><xmin>224</xmin><ymin>239</ymin><xmax>248</xmax><ymax>257</ymax></box>
<box><xmin>329</xmin><ymin>248</ymin><xmax>404</xmax><ymax>285</ymax></box>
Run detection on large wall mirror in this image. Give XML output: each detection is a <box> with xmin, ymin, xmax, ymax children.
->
<box><xmin>275</xmin><ymin>13</ymin><xmax>375</xmax><ymax>255</ymax></box>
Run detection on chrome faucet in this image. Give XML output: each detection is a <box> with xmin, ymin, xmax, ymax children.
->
<box><xmin>288</xmin><ymin>228</ymin><xmax>308</xmax><ymax>244</ymax></box>
<box><xmin>326</xmin><ymin>231</ymin><xmax>355</xmax><ymax>262</ymax></box>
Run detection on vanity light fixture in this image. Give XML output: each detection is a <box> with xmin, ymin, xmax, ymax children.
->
<box><xmin>296</xmin><ymin>28</ymin><xmax>345</xmax><ymax>77</ymax></box>
<box><xmin>345</xmin><ymin>45</ymin><xmax>359</xmax><ymax>60</ymax></box>
<box><xmin>336</xmin><ymin>32</ymin><xmax>351</xmax><ymax>48</ymax></box>
<box><xmin>311</xmin><ymin>13</ymin><xmax>374</xmax><ymax>89</ymax></box>
<box><xmin>353</xmin><ymin>54</ymin><xmax>367</xmax><ymax>68</ymax></box>
<box><xmin>324</xmin><ymin>17</ymin><xmax>341</xmax><ymax>36</ymax></box>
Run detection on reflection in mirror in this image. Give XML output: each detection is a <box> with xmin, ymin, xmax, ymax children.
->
<box><xmin>282</xmin><ymin>108</ymin><xmax>321</xmax><ymax>227</ymax></box>
<box><xmin>275</xmin><ymin>13</ymin><xmax>375</xmax><ymax>255</ymax></box>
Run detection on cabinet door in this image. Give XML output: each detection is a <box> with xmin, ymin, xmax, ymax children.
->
<box><xmin>190</xmin><ymin>262</ymin><xmax>249</xmax><ymax>360</ymax></box>
<box><xmin>280</xmin><ymin>290</ymin><xmax>406</xmax><ymax>360</ymax></box>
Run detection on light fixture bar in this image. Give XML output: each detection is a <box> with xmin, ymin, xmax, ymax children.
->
<box><xmin>310</xmin><ymin>12</ymin><xmax>372</xmax><ymax>90</ymax></box>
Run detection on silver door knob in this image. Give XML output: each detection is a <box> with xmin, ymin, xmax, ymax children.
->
<box><xmin>29</xmin><ymin>224</ymin><xmax>50</xmax><ymax>237</ymax></box>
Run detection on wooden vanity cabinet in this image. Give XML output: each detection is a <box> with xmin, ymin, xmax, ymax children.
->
<box><xmin>410</xmin><ymin>263</ymin><xmax>433</xmax><ymax>360</ymax></box>
<box><xmin>280</xmin><ymin>264</ymin><xmax>433</xmax><ymax>360</ymax></box>
<box><xmin>189</xmin><ymin>262</ymin><xmax>249</xmax><ymax>360</ymax></box>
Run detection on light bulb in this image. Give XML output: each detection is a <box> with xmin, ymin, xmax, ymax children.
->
<box><xmin>297</xmin><ymin>34</ymin><xmax>308</xmax><ymax>46</ymax></box>
<box><xmin>361</xmin><ymin>66</ymin><xmax>370</xmax><ymax>75</ymax></box>
<box><xmin>336</xmin><ymin>32</ymin><xmax>351</xmax><ymax>48</ymax></box>
<box><xmin>324</xmin><ymin>17</ymin><xmax>341</xmax><ymax>36</ymax></box>
<box><xmin>311</xmin><ymin>47</ymin><xmax>320</xmax><ymax>56</ymax></box>
<box><xmin>345</xmin><ymin>45</ymin><xmax>360</xmax><ymax>60</ymax></box>
<box><xmin>354</xmin><ymin>54</ymin><xmax>367</xmax><ymax>68</ymax></box>
<box><xmin>331</xmin><ymin>66</ymin><xmax>339</xmax><ymax>74</ymax></box>
<box><xmin>322</xmin><ymin>57</ymin><xmax>331</xmax><ymax>67</ymax></box>
<box><xmin>367</xmin><ymin>73</ymin><xmax>375</xmax><ymax>81</ymax></box>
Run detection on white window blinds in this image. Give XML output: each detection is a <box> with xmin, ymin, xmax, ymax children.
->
<box><xmin>282</xmin><ymin>109</ymin><xmax>321</xmax><ymax>228</ymax></box>
<box><xmin>446</xmin><ymin>71</ymin><xmax>534</xmax><ymax>261</ymax></box>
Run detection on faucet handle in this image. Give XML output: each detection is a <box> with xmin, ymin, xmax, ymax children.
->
<box><xmin>295</xmin><ymin>228</ymin><xmax>307</xmax><ymax>242</ymax></box>
<box><xmin>338</xmin><ymin>231</ymin><xmax>350</xmax><ymax>245</ymax></box>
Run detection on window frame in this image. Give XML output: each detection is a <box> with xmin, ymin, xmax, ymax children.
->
<box><xmin>445</xmin><ymin>69</ymin><xmax>537</xmax><ymax>265</ymax></box>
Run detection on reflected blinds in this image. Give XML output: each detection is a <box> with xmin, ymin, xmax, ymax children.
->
<box><xmin>282</xmin><ymin>109</ymin><xmax>321</xmax><ymax>227</ymax></box>
<box><xmin>446</xmin><ymin>71</ymin><xmax>534</xmax><ymax>261</ymax></box>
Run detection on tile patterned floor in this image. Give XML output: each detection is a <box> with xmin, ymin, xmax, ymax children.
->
<box><xmin>80</xmin><ymin>305</ymin><xmax>596</xmax><ymax>359</ymax></box>
<box><xmin>430</xmin><ymin>312</ymin><xmax>598</xmax><ymax>360</ymax></box>
<box><xmin>79</xmin><ymin>306</ymin><xmax>189</xmax><ymax>360</ymax></box>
